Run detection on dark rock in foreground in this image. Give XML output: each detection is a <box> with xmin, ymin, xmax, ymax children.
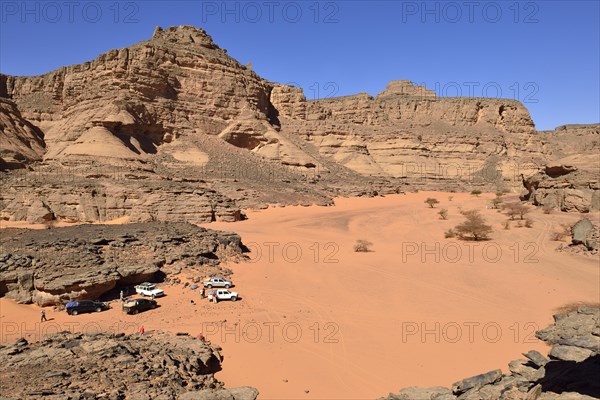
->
<box><xmin>0</xmin><ymin>331</ymin><xmax>258</xmax><ymax>400</ymax></box>
<box><xmin>0</xmin><ymin>222</ymin><xmax>245</xmax><ymax>305</ymax></box>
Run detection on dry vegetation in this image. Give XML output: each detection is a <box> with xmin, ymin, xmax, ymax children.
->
<box><xmin>354</xmin><ymin>239</ymin><xmax>373</xmax><ymax>252</ymax></box>
<box><xmin>503</xmin><ymin>202</ymin><xmax>530</xmax><ymax>220</ymax></box>
<box><xmin>438</xmin><ymin>208</ymin><xmax>448</xmax><ymax>220</ymax></box>
<box><xmin>425</xmin><ymin>197</ymin><xmax>440</xmax><ymax>208</ymax></box>
<box><xmin>453</xmin><ymin>210</ymin><xmax>493</xmax><ymax>241</ymax></box>
<box><xmin>551</xmin><ymin>224</ymin><xmax>573</xmax><ymax>241</ymax></box>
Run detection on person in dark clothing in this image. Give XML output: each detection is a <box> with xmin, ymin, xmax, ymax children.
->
<box><xmin>41</xmin><ymin>309</ymin><xmax>47</xmax><ymax>322</ymax></box>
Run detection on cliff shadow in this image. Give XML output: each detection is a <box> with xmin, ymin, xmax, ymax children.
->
<box><xmin>539</xmin><ymin>355</ymin><xmax>600</xmax><ymax>397</ymax></box>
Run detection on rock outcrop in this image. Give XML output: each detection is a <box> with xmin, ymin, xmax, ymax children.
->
<box><xmin>0</xmin><ymin>331</ymin><xmax>258</xmax><ymax>400</ymax></box>
<box><xmin>0</xmin><ymin>222</ymin><xmax>245</xmax><ymax>305</ymax></box>
<box><xmin>380</xmin><ymin>306</ymin><xmax>600</xmax><ymax>400</ymax></box>
<box><xmin>556</xmin><ymin>219</ymin><xmax>599</xmax><ymax>256</ymax></box>
<box><xmin>520</xmin><ymin>125</ymin><xmax>600</xmax><ymax>212</ymax></box>
<box><xmin>1</xmin><ymin>169</ymin><xmax>242</xmax><ymax>223</ymax></box>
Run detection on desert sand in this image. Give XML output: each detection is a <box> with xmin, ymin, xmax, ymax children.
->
<box><xmin>1</xmin><ymin>192</ymin><xmax>598</xmax><ymax>399</ymax></box>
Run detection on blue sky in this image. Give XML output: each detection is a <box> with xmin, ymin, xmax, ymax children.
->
<box><xmin>1</xmin><ymin>1</ymin><xmax>598</xmax><ymax>130</ymax></box>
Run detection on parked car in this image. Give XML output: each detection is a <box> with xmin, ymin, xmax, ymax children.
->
<box><xmin>135</xmin><ymin>282</ymin><xmax>164</xmax><ymax>297</ymax></box>
<box><xmin>207</xmin><ymin>289</ymin><xmax>238</xmax><ymax>302</ymax></box>
<box><xmin>122</xmin><ymin>298</ymin><xmax>157</xmax><ymax>314</ymax></box>
<box><xmin>66</xmin><ymin>300</ymin><xmax>109</xmax><ymax>315</ymax></box>
<box><xmin>202</xmin><ymin>277</ymin><xmax>233</xmax><ymax>289</ymax></box>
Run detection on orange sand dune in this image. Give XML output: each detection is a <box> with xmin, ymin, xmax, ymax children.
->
<box><xmin>1</xmin><ymin>192</ymin><xmax>598</xmax><ymax>400</ymax></box>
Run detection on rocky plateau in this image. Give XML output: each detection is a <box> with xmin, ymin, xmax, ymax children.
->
<box><xmin>0</xmin><ymin>222</ymin><xmax>245</xmax><ymax>305</ymax></box>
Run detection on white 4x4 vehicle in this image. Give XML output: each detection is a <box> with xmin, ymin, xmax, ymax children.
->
<box><xmin>135</xmin><ymin>283</ymin><xmax>164</xmax><ymax>297</ymax></box>
<box><xmin>202</xmin><ymin>277</ymin><xmax>233</xmax><ymax>289</ymax></box>
<box><xmin>207</xmin><ymin>289</ymin><xmax>238</xmax><ymax>302</ymax></box>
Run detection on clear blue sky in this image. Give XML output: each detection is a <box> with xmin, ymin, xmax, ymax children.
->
<box><xmin>1</xmin><ymin>1</ymin><xmax>598</xmax><ymax>130</ymax></box>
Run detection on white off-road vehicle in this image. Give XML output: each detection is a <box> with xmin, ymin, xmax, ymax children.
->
<box><xmin>202</xmin><ymin>277</ymin><xmax>233</xmax><ymax>289</ymax></box>
<box><xmin>135</xmin><ymin>282</ymin><xmax>164</xmax><ymax>297</ymax></box>
<box><xmin>207</xmin><ymin>289</ymin><xmax>238</xmax><ymax>302</ymax></box>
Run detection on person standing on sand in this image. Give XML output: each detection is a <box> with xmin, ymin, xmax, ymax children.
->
<box><xmin>200</xmin><ymin>288</ymin><xmax>205</xmax><ymax>298</ymax></box>
<box><xmin>120</xmin><ymin>290</ymin><xmax>124</xmax><ymax>302</ymax></box>
<box><xmin>41</xmin><ymin>309</ymin><xmax>47</xmax><ymax>322</ymax></box>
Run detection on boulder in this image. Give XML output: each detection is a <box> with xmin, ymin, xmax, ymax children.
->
<box><xmin>571</xmin><ymin>219</ymin><xmax>595</xmax><ymax>249</ymax></box>
<box><xmin>548</xmin><ymin>345</ymin><xmax>594</xmax><ymax>362</ymax></box>
<box><xmin>180</xmin><ymin>387</ymin><xmax>259</xmax><ymax>400</ymax></box>
<box><xmin>451</xmin><ymin>369</ymin><xmax>503</xmax><ymax>394</ymax></box>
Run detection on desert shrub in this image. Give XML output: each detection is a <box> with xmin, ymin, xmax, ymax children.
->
<box><xmin>503</xmin><ymin>220</ymin><xmax>511</xmax><ymax>230</ymax></box>
<box><xmin>354</xmin><ymin>239</ymin><xmax>373</xmax><ymax>252</ymax></box>
<box><xmin>454</xmin><ymin>210</ymin><xmax>493</xmax><ymax>240</ymax></box>
<box><xmin>491</xmin><ymin>197</ymin><xmax>503</xmax><ymax>209</ymax></box>
<box><xmin>503</xmin><ymin>202</ymin><xmax>530</xmax><ymax>220</ymax></box>
<box><xmin>524</xmin><ymin>219</ymin><xmax>534</xmax><ymax>228</ymax></box>
<box><xmin>444</xmin><ymin>229</ymin><xmax>455</xmax><ymax>238</ymax></box>
<box><xmin>517</xmin><ymin>220</ymin><xmax>524</xmax><ymax>228</ymax></box>
<box><xmin>424</xmin><ymin>197</ymin><xmax>440</xmax><ymax>208</ymax></box>
<box><xmin>551</xmin><ymin>224</ymin><xmax>572</xmax><ymax>241</ymax></box>
<box><xmin>550</xmin><ymin>232</ymin><xmax>564</xmax><ymax>241</ymax></box>
<box><xmin>542</xmin><ymin>205</ymin><xmax>554</xmax><ymax>214</ymax></box>
<box><xmin>448</xmin><ymin>196</ymin><xmax>453</xmax><ymax>202</ymax></box>
<box><xmin>438</xmin><ymin>208</ymin><xmax>448</xmax><ymax>220</ymax></box>
<box><xmin>470</xmin><ymin>189</ymin><xmax>482</xmax><ymax>197</ymax></box>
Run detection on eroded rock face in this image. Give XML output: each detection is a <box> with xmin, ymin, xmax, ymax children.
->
<box><xmin>521</xmin><ymin>125</ymin><xmax>600</xmax><ymax>213</ymax></box>
<box><xmin>0</xmin><ymin>98</ymin><xmax>45</xmax><ymax>169</ymax></box>
<box><xmin>272</xmin><ymin>79</ymin><xmax>547</xmax><ymax>192</ymax></box>
<box><xmin>1</xmin><ymin>25</ymin><xmax>597</xmax><ymax>215</ymax></box>
<box><xmin>0</xmin><ymin>222</ymin><xmax>245</xmax><ymax>305</ymax></box>
<box><xmin>380</xmin><ymin>306</ymin><xmax>600</xmax><ymax>400</ymax></box>
<box><xmin>0</xmin><ymin>26</ymin><xmax>394</xmax><ymax>220</ymax></box>
<box><xmin>1</xmin><ymin>171</ymin><xmax>241</xmax><ymax>224</ymax></box>
<box><xmin>0</xmin><ymin>331</ymin><xmax>258</xmax><ymax>400</ymax></box>
<box><xmin>1</xmin><ymin>26</ymin><xmax>274</xmax><ymax>161</ymax></box>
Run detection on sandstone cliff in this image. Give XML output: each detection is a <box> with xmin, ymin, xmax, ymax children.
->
<box><xmin>272</xmin><ymin>80</ymin><xmax>544</xmax><ymax>189</ymax></box>
<box><xmin>1</xmin><ymin>25</ymin><xmax>598</xmax><ymax>218</ymax></box>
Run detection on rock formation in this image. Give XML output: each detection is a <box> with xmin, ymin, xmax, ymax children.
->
<box><xmin>0</xmin><ymin>330</ymin><xmax>259</xmax><ymax>400</ymax></box>
<box><xmin>0</xmin><ymin>222</ymin><xmax>245</xmax><ymax>305</ymax></box>
<box><xmin>380</xmin><ymin>305</ymin><xmax>600</xmax><ymax>400</ymax></box>
<box><xmin>271</xmin><ymin>79</ymin><xmax>542</xmax><ymax>187</ymax></box>
<box><xmin>556</xmin><ymin>219</ymin><xmax>600</xmax><ymax>256</ymax></box>
<box><xmin>0</xmin><ymin>98</ymin><xmax>45</xmax><ymax>169</ymax></box>
<box><xmin>1</xmin><ymin>25</ymin><xmax>598</xmax><ymax>217</ymax></box>
<box><xmin>521</xmin><ymin>125</ymin><xmax>600</xmax><ymax>212</ymax></box>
